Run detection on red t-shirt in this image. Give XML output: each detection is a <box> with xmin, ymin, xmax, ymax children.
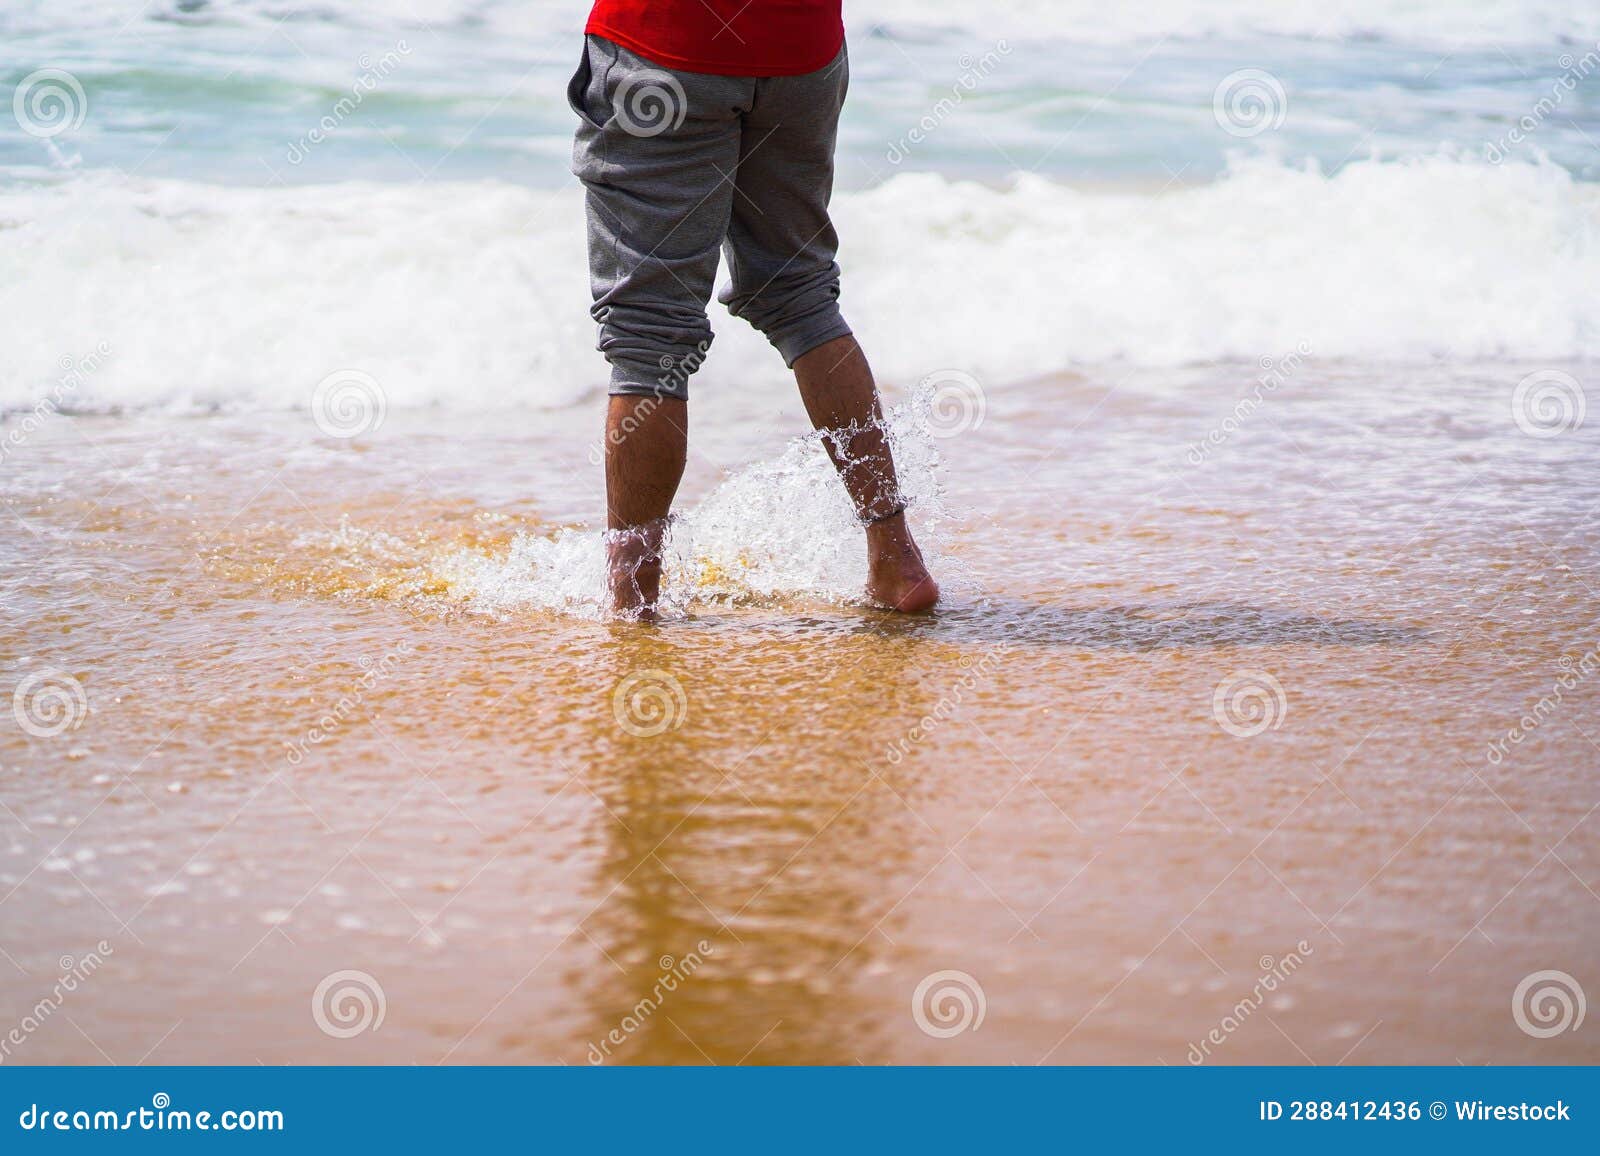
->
<box><xmin>585</xmin><ymin>1</ymin><xmax>844</xmax><ymax>77</ymax></box>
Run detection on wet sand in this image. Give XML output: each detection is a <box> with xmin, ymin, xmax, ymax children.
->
<box><xmin>2</xmin><ymin>361</ymin><xmax>1597</xmax><ymax>1064</ymax></box>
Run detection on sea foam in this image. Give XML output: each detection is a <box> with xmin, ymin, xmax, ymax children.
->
<box><xmin>3</xmin><ymin>156</ymin><xmax>1596</xmax><ymax>414</ymax></box>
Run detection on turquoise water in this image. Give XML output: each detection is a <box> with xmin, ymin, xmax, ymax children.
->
<box><xmin>2</xmin><ymin>1</ymin><xmax>1598</xmax><ymax>412</ymax></box>
<box><xmin>4</xmin><ymin>0</ymin><xmax>1599</xmax><ymax>187</ymax></box>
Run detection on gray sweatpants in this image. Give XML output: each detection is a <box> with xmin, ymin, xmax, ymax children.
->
<box><xmin>568</xmin><ymin>35</ymin><xmax>853</xmax><ymax>401</ymax></box>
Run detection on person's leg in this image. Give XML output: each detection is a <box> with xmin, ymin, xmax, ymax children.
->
<box><xmin>719</xmin><ymin>45</ymin><xmax>938</xmax><ymax>611</ymax></box>
<box><xmin>604</xmin><ymin>394</ymin><xmax>686</xmax><ymax>619</ymax></box>
<box><xmin>792</xmin><ymin>334</ymin><xmax>939</xmax><ymax>612</ymax></box>
<box><xmin>568</xmin><ymin>36</ymin><xmax>748</xmax><ymax>618</ymax></box>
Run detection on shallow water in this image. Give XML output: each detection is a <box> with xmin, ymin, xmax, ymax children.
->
<box><xmin>3</xmin><ymin>362</ymin><xmax>1596</xmax><ymax>1063</ymax></box>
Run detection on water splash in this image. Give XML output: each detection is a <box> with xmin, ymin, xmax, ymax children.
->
<box><xmin>443</xmin><ymin>399</ymin><xmax>950</xmax><ymax>621</ymax></box>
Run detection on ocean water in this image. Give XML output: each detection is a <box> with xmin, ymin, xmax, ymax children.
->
<box><xmin>4</xmin><ymin>2</ymin><xmax>1600</xmax><ymax>1066</ymax></box>
<box><xmin>2</xmin><ymin>0</ymin><xmax>1599</xmax><ymax>410</ymax></box>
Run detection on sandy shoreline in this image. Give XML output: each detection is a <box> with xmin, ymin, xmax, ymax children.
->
<box><xmin>2</xmin><ymin>361</ymin><xmax>1597</xmax><ymax>1064</ymax></box>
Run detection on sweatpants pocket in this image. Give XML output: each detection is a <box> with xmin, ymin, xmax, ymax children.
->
<box><xmin>566</xmin><ymin>39</ymin><xmax>607</xmax><ymax>130</ymax></box>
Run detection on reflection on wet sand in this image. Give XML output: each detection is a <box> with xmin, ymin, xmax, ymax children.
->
<box><xmin>572</xmin><ymin>626</ymin><xmax>932</xmax><ymax>1065</ymax></box>
<box><xmin>870</xmin><ymin>598</ymin><xmax>1427</xmax><ymax>652</ymax></box>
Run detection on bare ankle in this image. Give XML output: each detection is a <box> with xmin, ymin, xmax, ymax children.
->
<box><xmin>605</xmin><ymin>517</ymin><xmax>671</xmax><ymax>618</ymax></box>
<box><xmin>865</xmin><ymin>510</ymin><xmax>915</xmax><ymax>550</ymax></box>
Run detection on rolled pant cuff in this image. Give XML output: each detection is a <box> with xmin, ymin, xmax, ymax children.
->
<box><xmin>772</xmin><ymin>314</ymin><xmax>854</xmax><ymax>368</ymax></box>
<box><xmin>606</xmin><ymin>361</ymin><xmax>690</xmax><ymax>402</ymax></box>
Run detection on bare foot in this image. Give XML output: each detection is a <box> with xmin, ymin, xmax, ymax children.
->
<box><xmin>606</xmin><ymin>519</ymin><xmax>667</xmax><ymax>622</ymax></box>
<box><xmin>865</xmin><ymin>513</ymin><xmax>939</xmax><ymax>613</ymax></box>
